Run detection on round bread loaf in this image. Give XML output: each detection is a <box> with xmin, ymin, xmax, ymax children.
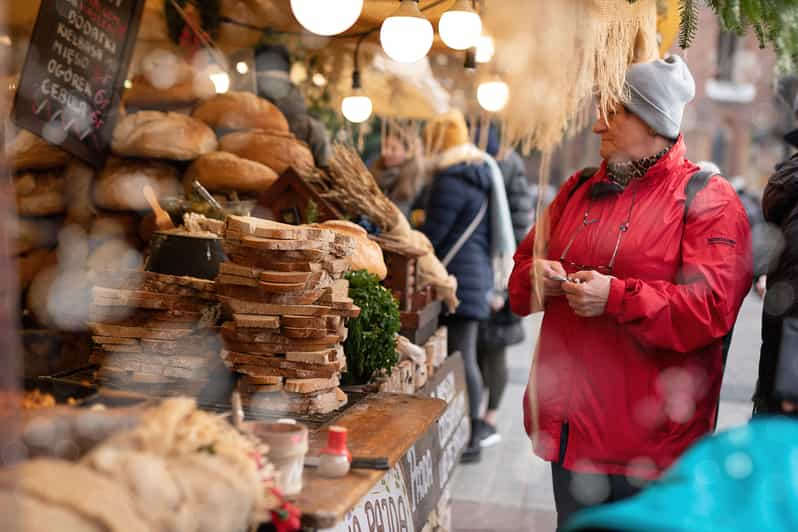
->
<box><xmin>14</xmin><ymin>171</ymin><xmax>66</xmax><ymax>216</ymax></box>
<box><xmin>18</xmin><ymin>248</ymin><xmax>57</xmax><ymax>292</ymax></box>
<box><xmin>88</xmin><ymin>238</ymin><xmax>143</xmax><ymax>273</ymax></box>
<box><xmin>124</xmin><ymin>49</ymin><xmax>215</xmax><ymax>109</ymax></box>
<box><xmin>192</xmin><ymin>92</ymin><xmax>289</xmax><ymax>133</ymax></box>
<box><xmin>111</xmin><ymin>111</ymin><xmax>218</xmax><ymax>160</ymax></box>
<box><xmin>319</xmin><ymin>220</ymin><xmax>387</xmax><ymax>280</ymax></box>
<box><xmin>124</xmin><ymin>73</ymin><xmax>216</xmax><ymax>110</ymax></box>
<box><xmin>3</xmin><ymin>130</ymin><xmax>70</xmax><ymax>171</ymax></box>
<box><xmin>94</xmin><ymin>157</ymin><xmax>181</xmax><ymax>211</ymax></box>
<box><xmin>219</xmin><ymin>130</ymin><xmax>314</xmax><ymax>175</ymax></box>
<box><xmin>90</xmin><ymin>212</ymin><xmax>141</xmax><ymax>243</ymax></box>
<box><xmin>184</xmin><ymin>151</ymin><xmax>279</xmax><ymax>194</ymax></box>
<box><xmin>26</xmin><ymin>264</ymin><xmax>59</xmax><ymax>328</ymax></box>
<box><xmin>11</xmin><ymin>217</ymin><xmax>62</xmax><ymax>256</ymax></box>
<box><xmin>63</xmin><ymin>160</ymin><xmax>96</xmax><ymax>227</ymax></box>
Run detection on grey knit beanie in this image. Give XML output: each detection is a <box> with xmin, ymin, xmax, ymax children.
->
<box><xmin>624</xmin><ymin>55</ymin><xmax>695</xmax><ymax>140</ymax></box>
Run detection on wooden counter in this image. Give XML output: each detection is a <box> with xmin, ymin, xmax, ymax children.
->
<box><xmin>296</xmin><ymin>393</ymin><xmax>447</xmax><ymax>529</ymax></box>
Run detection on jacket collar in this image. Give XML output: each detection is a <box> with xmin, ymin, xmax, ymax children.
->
<box><xmin>596</xmin><ymin>134</ymin><xmax>688</xmax><ymax>186</ymax></box>
<box><xmin>429</xmin><ymin>143</ymin><xmax>485</xmax><ymax>171</ymax></box>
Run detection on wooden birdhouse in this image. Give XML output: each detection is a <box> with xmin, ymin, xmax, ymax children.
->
<box><xmin>258</xmin><ymin>168</ymin><xmax>343</xmax><ymax>226</ymax></box>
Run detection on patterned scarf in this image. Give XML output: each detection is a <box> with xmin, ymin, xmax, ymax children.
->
<box><xmin>606</xmin><ymin>145</ymin><xmax>673</xmax><ymax>188</ymax></box>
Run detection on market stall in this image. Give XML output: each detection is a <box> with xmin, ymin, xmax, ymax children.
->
<box><xmin>0</xmin><ymin>1</ymin><xmax>476</xmax><ymax>531</ymax></box>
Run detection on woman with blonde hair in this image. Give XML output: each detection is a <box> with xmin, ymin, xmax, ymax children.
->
<box><xmin>422</xmin><ymin>109</ymin><xmax>515</xmax><ymax>463</ymax></box>
<box><xmin>369</xmin><ymin>129</ymin><xmax>425</xmax><ymax>218</ymax></box>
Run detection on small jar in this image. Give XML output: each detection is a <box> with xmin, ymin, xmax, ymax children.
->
<box><xmin>247</xmin><ymin>421</ymin><xmax>308</xmax><ymax>496</ymax></box>
<box><xmin>318</xmin><ymin>426</ymin><xmax>351</xmax><ymax>478</ymax></box>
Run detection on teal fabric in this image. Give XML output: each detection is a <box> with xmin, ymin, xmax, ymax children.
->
<box><xmin>564</xmin><ymin>418</ymin><xmax>798</xmax><ymax>532</ymax></box>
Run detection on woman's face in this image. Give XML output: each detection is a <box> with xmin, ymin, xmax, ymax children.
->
<box><xmin>592</xmin><ymin>104</ymin><xmax>655</xmax><ymax>163</ymax></box>
<box><xmin>382</xmin><ymin>137</ymin><xmax>407</xmax><ymax>168</ymax></box>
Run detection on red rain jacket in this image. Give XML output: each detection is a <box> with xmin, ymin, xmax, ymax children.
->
<box><xmin>509</xmin><ymin>138</ymin><xmax>752</xmax><ymax>479</ymax></box>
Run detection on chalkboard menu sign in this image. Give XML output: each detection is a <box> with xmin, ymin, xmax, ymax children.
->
<box><xmin>12</xmin><ymin>0</ymin><xmax>145</xmax><ymax>168</ymax></box>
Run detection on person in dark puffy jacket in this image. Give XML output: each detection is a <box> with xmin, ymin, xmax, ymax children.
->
<box><xmin>422</xmin><ymin>110</ymin><xmax>494</xmax><ymax>464</ymax></box>
<box><xmin>754</xmin><ymin>153</ymin><xmax>798</xmax><ymax>414</ymax></box>
<box><xmin>472</xmin><ymin>124</ymin><xmax>535</xmax><ymax>448</ymax></box>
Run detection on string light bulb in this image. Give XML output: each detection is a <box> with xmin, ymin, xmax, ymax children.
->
<box><xmin>477</xmin><ymin>80</ymin><xmax>509</xmax><ymax>112</ymax></box>
<box><xmin>380</xmin><ymin>0</ymin><xmax>433</xmax><ymax>63</ymax></box>
<box><xmin>439</xmin><ymin>0</ymin><xmax>482</xmax><ymax>50</ymax></box>
<box><xmin>475</xmin><ymin>35</ymin><xmax>495</xmax><ymax>63</ymax></box>
<box><xmin>341</xmin><ymin>70</ymin><xmax>372</xmax><ymax>123</ymax></box>
<box><xmin>290</xmin><ymin>0</ymin><xmax>363</xmax><ymax>36</ymax></box>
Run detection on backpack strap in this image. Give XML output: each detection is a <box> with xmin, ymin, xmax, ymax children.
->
<box><xmin>683</xmin><ymin>169</ymin><xmax>716</xmax><ymax>222</ymax></box>
<box><xmin>567</xmin><ymin>167</ymin><xmax>599</xmax><ymax>200</ymax></box>
<box><xmin>682</xmin><ymin>168</ymin><xmax>734</xmax><ymax>429</ymax></box>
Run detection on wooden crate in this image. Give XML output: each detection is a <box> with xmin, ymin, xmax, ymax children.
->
<box><xmin>400</xmin><ymin>299</ymin><xmax>442</xmax><ymax>346</ymax></box>
<box><xmin>370</xmin><ymin>235</ymin><xmax>427</xmax><ymax>312</ymax></box>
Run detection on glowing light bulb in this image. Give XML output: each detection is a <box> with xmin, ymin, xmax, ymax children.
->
<box><xmin>439</xmin><ymin>0</ymin><xmax>482</xmax><ymax>51</ymax></box>
<box><xmin>342</xmin><ymin>94</ymin><xmax>373</xmax><ymax>123</ymax></box>
<box><xmin>236</xmin><ymin>62</ymin><xmax>249</xmax><ymax>74</ymax></box>
<box><xmin>477</xmin><ymin>80</ymin><xmax>509</xmax><ymax>112</ymax></box>
<box><xmin>380</xmin><ymin>0</ymin><xmax>433</xmax><ymax>64</ymax></box>
<box><xmin>312</xmin><ymin>73</ymin><xmax>328</xmax><ymax>87</ymax></box>
<box><xmin>210</xmin><ymin>72</ymin><xmax>230</xmax><ymax>94</ymax></box>
<box><xmin>475</xmin><ymin>35</ymin><xmax>495</xmax><ymax>63</ymax></box>
<box><xmin>290</xmin><ymin>0</ymin><xmax>363</xmax><ymax>36</ymax></box>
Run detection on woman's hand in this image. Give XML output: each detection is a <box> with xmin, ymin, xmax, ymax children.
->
<box><xmin>534</xmin><ymin>259</ymin><xmax>568</xmax><ymax>297</ymax></box>
<box><xmin>563</xmin><ymin>270</ymin><xmax>612</xmax><ymax>317</ymax></box>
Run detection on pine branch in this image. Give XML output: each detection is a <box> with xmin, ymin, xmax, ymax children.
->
<box><xmin>753</xmin><ymin>21</ymin><xmax>767</xmax><ymax>48</ymax></box>
<box><xmin>721</xmin><ymin>0</ymin><xmax>744</xmax><ymax>34</ymax></box>
<box><xmin>678</xmin><ymin>0</ymin><xmax>700</xmax><ymax>49</ymax></box>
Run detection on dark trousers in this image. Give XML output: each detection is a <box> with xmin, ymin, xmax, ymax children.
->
<box><xmin>477</xmin><ymin>343</ymin><xmax>507</xmax><ymax>411</ymax></box>
<box><xmin>551</xmin><ymin>462</ymin><xmax>643</xmax><ymax>531</ymax></box>
<box><xmin>444</xmin><ymin>316</ymin><xmax>483</xmax><ymax>423</ymax></box>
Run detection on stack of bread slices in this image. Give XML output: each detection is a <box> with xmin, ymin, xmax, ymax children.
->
<box><xmin>87</xmin><ymin>269</ymin><xmax>222</xmax><ymax>395</ymax></box>
<box><xmin>218</xmin><ymin>215</ymin><xmax>360</xmax><ymax>415</ymax></box>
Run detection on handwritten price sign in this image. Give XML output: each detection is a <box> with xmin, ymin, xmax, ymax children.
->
<box><xmin>12</xmin><ymin>0</ymin><xmax>144</xmax><ymax>167</ymax></box>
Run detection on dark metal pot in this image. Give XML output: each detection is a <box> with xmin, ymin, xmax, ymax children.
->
<box><xmin>145</xmin><ymin>231</ymin><xmax>227</xmax><ymax>280</ymax></box>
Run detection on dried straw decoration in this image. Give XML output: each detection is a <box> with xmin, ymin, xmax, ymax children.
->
<box><xmin>304</xmin><ymin>144</ymin><xmax>397</xmax><ymax>231</ymax></box>
<box><xmin>484</xmin><ymin>0</ymin><xmax>657</xmax><ymax>153</ymax></box>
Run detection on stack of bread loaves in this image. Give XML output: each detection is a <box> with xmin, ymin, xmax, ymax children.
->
<box><xmin>87</xmin><ymin>270</ymin><xmax>222</xmax><ymax>395</ymax></box>
<box><xmin>188</xmin><ymin>91</ymin><xmax>314</xmax><ymax>200</ymax></box>
<box><xmin>5</xmin><ymin>129</ymin><xmax>68</xmax><ymax>298</ymax></box>
<box><xmin>218</xmin><ymin>215</ymin><xmax>360</xmax><ymax>415</ymax></box>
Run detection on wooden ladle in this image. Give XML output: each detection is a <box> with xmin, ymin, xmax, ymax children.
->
<box><xmin>143</xmin><ymin>185</ymin><xmax>175</xmax><ymax>231</ymax></box>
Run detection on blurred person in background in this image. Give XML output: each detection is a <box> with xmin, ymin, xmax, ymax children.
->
<box><xmin>472</xmin><ymin>123</ymin><xmax>537</xmax><ymax>447</ymax></box>
<box><xmin>369</xmin><ymin>131</ymin><xmax>425</xmax><ymax>219</ymax></box>
<box><xmin>422</xmin><ymin>109</ymin><xmax>515</xmax><ymax>464</ymax></box>
<box><xmin>255</xmin><ymin>44</ymin><xmax>331</xmax><ymax>168</ymax></box>
<box><xmin>508</xmin><ymin>56</ymin><xmax>752</xmax><ymax>529</ymax></box>
<box><xmin>753</xmin><ymin>77</ymin><xmax>798</xmax><ymax>416</ymax></box>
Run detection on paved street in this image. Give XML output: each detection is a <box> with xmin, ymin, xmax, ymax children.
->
<box><xmin>451</xmin><ymin>293</ymin><xmax>764</xmax><ymax>532</ymax></box>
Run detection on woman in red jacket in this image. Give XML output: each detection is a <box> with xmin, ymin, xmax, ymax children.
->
<box><xmin>508</xmin><ymin>56</ymin><xmax>752</xmax><ymax>530</ymax></box>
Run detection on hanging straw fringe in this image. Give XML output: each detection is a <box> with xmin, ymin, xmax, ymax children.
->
<box><xmin>483</xmin><ymin>0</ymin><xmax>657</xmax><ymax>153</ymax></box>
